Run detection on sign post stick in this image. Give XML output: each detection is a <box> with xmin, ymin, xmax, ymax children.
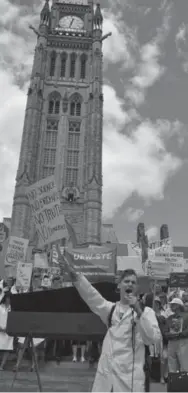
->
<box><xmin>152</xmin><ymin>279</ymin><xmax>157</xmax><ymax>309</ymax></box>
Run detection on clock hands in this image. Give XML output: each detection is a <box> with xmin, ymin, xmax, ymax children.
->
<box><xmin>69</xmin><ymin>18</ymin><xmax>74</xmax><ymax>28</ymax></box>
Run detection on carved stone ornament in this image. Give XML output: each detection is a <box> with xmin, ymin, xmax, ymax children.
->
<box><xmin>16</xmin><ymin>164</ymin><xmax>30</xmax><ymax>186</ymax></box>
<box><xmin>62</xmin><ymin>184</ymin><xmax>80</xmax><ymax>202</ymax></box>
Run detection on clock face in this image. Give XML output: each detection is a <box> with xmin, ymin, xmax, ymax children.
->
<box><xmin>59</xmin><ymin>16</ymin><xmax>84</xmax><ymax>30</ymax></box>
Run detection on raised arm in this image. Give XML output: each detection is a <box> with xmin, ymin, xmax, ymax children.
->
<box><xmin>64</xmin><ymin>258</ymin><xmax>113</xmax><ymax>325</ymax></box>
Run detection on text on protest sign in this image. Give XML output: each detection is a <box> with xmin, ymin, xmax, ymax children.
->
<box><xmin>147</xmin><ymin>260</ymin><xmax>170</xmax><ymax>279</ymax></box>
<box><xmin>5</xmin><ymin>236</ymin><xmax>29</xmax><ymax>266</ymax></box>
<box><xmin>16</xmin><ymin>262</ymin><xmax>33</xmax><ymax>289</ymax></box>
<box><xmin>34</xmin><ymin>253</ymin><xmax>48</xmax><ymax>269</ymax></box>
<box><xmin>26</xmin><ymin>176</ymin><xmax>68</xmax><ymax>247</ymax></box>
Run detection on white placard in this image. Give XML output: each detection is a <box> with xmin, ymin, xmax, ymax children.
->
<box><xmin>5</xmin><ymin>236</ymin><xmax>29</xmax><ymax>266</ymax></box>
<box><xmin>16</xmin><ymin>262</ymin><xmax>33</xmax><ymax>290</ymax></box>
<box><xmin>34</xmin><ymin>253</ymin><xmax>48</xmax><ymax>269</ymax></box>
<box><xmin>26</xmin><ymin>176</ymin><xmax>68</xmax><ymax>247</ymax></box>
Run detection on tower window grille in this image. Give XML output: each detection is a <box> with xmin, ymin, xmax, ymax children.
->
<box><xmin>69</xmin><ymin>94</ymin><xmax>82</xmax><ymax>117</ymax></box>
<box><xmin>65</xmin><ymin>121</ymin><xmax>81</xmax><ymax>187</ymax></box>
<box><xmin>70</xmin><ymin>53</ymin><xmax>76</xmax><ymax>78</ymax></box>
<box><xmin>44</xmin><ymin>149</ymin><xmax>56</xmax><ymax>166</ymax></box>
<box><xmin>45</xmin><ymin>131</ymin><xmax>57</xmax><ymax>148</ymax></box>
<box><xmin>50</xmin><ymin>52</ymin><xmax>56</xmax><ymax>77</ymax></box>
<box><xmin>48</xmin><ymin>100</ymin><xmax>54</xmax><ymax>114</ymax></box>
<box><xmin>60</xmin><ymin>52</ymin><xmax>67</xmax><ymax>78</ymax></box>
<box><xmin>65</xmin><ymin>168</ymin><xmax>78</xmax><ymax>187</ymax></box>
<box><xmin>43</xmin><ymin>167</ymin><xmax>55</xmax><ymax>178</ymax></box>
<box><xmin>48</xmin><ymin>92</ymin><xmax>61</xmax><ymax>115</ymax></box>
<box><xmin>70</xmin><ymin>102</ymin><xmax>75</xmax><ymax>116</ymax></box>
<box><xmin>80</xmin><ymin>54</ymin><xmax>87</xmax><ymax>79</ymax></box>
<box><xmin>55</xmin><ymin>100</ymin><xmax>60</xmax><ymax>114</ymax></box>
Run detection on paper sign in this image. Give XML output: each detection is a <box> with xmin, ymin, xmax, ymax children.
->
<box><xmin>34</xmin><ymin>253</ymin><xmax>48</xmax><ymax>269</ymax></box>
<box><xmin>169</xmin><ymin>273</ymin><xmax>188</xmax><ymax>288</ymax></box>
<box><xmin>26</xmin><ymin>176</ymin><xmax>68</xmax><ymax>247</ymax></box>
<box><xmin>147</xmin><ymin>260</ymin><xmax>170</xmax><ymax>279</ymax></box>
<box><xmin>16</xmin><ymin>262</ymin><xmax>33</xmax><ymax>289</ymax></box>
<box><xmin>154</xmin><ymin>252</ymin><xmax>184</xmax><ymax>259</ymax></box>
<box><xmin>5</xmin><ymin>236</ymin><xmax>29</xmax><ymax>266</ymax></box>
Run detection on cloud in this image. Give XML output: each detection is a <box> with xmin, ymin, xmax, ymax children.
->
<box><xmin>102</xmin><ymin>9</ymin><xmax>137</xmax><ymax>69</ymax></box>
<box><xmin>103</xmin><ymin>86</ymin><xmax>182</xmax><ymax>218</ymax></box>
<box><xmin>175</xmin><ymin>23</ymin><xmax>188</xmax><ymax>73</ymax></box>
<box><xmin>146</xmin><ymin>226</ymin><xmax>158</xmax><ymax>240</ymax></box>
<box><xmin>125</xmin><ymin>208</ymin><xmax>144</xmax><ymax>223</ymax></box>
<box><xmin>125</xmin><ymin>2</ymin><xmax>172</xmax><ymax>106</ymax></box>
<box><xmin>0</xmin><ymin>0</ymin><xmax>43</xmax><ymax>221</ymax></box>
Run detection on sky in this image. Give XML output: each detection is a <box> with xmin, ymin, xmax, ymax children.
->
<box><xmin>0</xmin><ymin>0</ymin><xmax>188</xmax><ymax>246</ymax></box>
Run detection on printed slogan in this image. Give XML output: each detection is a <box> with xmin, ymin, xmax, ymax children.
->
<box><xmin>26</xmin><ymin>176</ymin><xmax>68</xmax><ymax>247</ymax></box>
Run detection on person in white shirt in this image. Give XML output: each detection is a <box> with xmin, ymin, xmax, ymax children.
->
<box><xmin>64</xmin><ymin>259</ymin><xmax>161</xmax><ymax>392</ymax></box>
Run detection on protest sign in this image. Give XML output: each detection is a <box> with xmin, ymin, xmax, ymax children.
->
<box><xmin>64</xmin><ymin>246</ymin><xmax>116</xmax><ymax>283</ymax></box>
<box><xmin>147</xmin><ymin>260</ymin><xmax>170</xmax><ymax>279</ymax></box>
<box><xmin>151</xmin><ymin>252</ymin><xmax>185</xmax><ymax>273</ymax></box>
<box><xmin>26</xmin><ymin>176</ymin><xmax>68</xmax><ymax>247</ymax></box>
<box><xmin>5</xmin><ymin>236</ymin><xmax>29</xmax><ymax>266</ymax></box>
<box><xmin>184</xmin><ymin>259</ymin><xmax>188</xmax><ymax>272</ymax></box>
<box><xmin>34</xmin><ymin>253</ymin><xmax>48</xmax><ymax>269</ymax></box>
<box><xmin>32</xmin><ymin>266</ymin><xmax>61</xmax><ymax>290</ymax></box>
<box><xmin>16</xmin><ymin>262</ymin><xmax>33</xmax><ymax>290</ymax></box>
<box><xmin>117</xmin><ymin>256</ymin><xmax>144</xmax><ymax>276</ymax></box>
<box><xmin>154</xmin><ymin>252</ymin><xmax>184</xmax><ymax>260</ymax></box>
<box><xmin>169</xmin><ymin>273</ymin><xmax>188</xmax><ymax>288</ymax></box>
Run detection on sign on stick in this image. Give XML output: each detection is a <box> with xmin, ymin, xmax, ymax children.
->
<box><xmin>26</xmin><ymin>176</ymin><xmax>68</xmax><ymax>247</ymax></box>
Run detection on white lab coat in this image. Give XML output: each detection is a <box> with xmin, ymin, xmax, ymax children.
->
<box><xmin>75</xmin><ymin>275</ymin><xmax>161</xmax><ymax>392</ymax></box>
<box><xmin>0</xmin><ymin>304</ymin><xmax>13</xmax><ymax>351</ymax></box>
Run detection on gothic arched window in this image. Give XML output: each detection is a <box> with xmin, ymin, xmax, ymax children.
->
<box><xmin>49</xmin><ymin>51</ymin><xmax>56</xmax><ymax>77</ymax></box>
<box><xmin>70</xmin><ymin>53</ymin><xmax>77</xmax><ymax>78</ymax></box>
<box><xmin>60</xmin><ymin>52</ymin><xmax>67</xmax><ymax>78</ymax></box>
<box><xmin>69</xmin><ymin>93</ymin><xmax>82</xmax><ymax>117</ymax></box>
<box><xmin>48</xmin><ymin>91</ymin><xmax>61</xmax><ymax>115</ymax></box>
<box><xmin>80</xmin><ymin>54</ymin><xmax>87</xmax><ymax>79</ymax></box>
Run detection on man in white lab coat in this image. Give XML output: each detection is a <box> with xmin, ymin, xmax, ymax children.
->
<box><xmin>65</xmin><ymin>262</ymin><xmax>161</xmax><ymax>392</ymax></box>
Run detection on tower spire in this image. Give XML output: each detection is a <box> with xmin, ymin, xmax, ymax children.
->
<box><xmin>40</xmin><ymin>0</ymin><xmax>50</xmax><ymax>25</ymax></box>
<box><xmin>94</xmin><ymin>2</ymin><xmax>103</xmax><ymax>30</ymax></box>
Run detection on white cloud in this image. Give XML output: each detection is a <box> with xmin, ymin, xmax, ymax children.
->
<box><xmin>103</xmin><ymin>85</ymin><xmax>182</xmax><ymax>218</ymax></box>
<box><xmin>146</xmin><ymin>226</ymin><xmax>158</xmax><ymax>240</ymax></box>
<box><xmin>125</xmin><ymin>208</ymin><xmax>144</xmax><ymax>222</ymax></box>
<box><xmin>102</xmin><ymin>9</ymin><xmax>137</xmax><ymax>69</ymax></box>
<box><xmin>175</xmin><ymin>23</ymin><xmax>188</xmax><ymax>73</ymax></box>
<box><xmin>125</xmin><ymin>3</ymin><xmax>171</xmax><ymax>106</ymax></box>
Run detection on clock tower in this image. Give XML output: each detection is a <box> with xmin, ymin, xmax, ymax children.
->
<box><xmin>10</xmin><ymin>0</ymin><xmax>110</xmax><ymax>248</ymax></box>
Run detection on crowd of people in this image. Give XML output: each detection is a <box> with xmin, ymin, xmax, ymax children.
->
<box><xmin>0</xmin><ymin>269</ymin><xmax>188</xmax><ymax>391</ymax></box>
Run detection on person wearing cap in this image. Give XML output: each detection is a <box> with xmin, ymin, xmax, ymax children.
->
<box><xmin>165</xmin><ymin>298</ymin><xmax>188</xmax><ymax>373</ymax></box>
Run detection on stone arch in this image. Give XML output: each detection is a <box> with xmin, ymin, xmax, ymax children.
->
<box><xmin>48</xmin><ymin>91</ymin><xmax>61</xmax><ymax>114</ymax></box>
<box><xmin>69</xmin><ymin>93</ymin><xmax>83</xmax><ymax>117</ymax></box>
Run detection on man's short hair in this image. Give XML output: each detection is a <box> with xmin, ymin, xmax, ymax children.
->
<box><xmin>43</xmin><ymin>275</ymin><xmax>49</xmax><ymax>280</ymax></box>
<box><xmin>119</xmin><ymin>269</ymin><xmax>137</xmax><ymax>282</ymax></box>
